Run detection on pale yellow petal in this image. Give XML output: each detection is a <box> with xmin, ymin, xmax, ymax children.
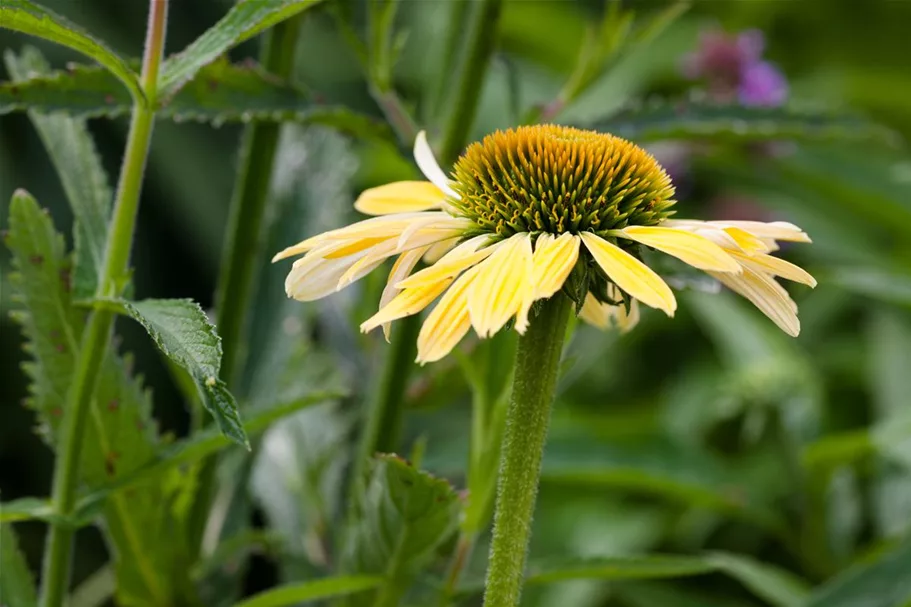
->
<box><xmin>532</xmin><ymin>233</ymin><xmax>581</xmax><ymax>299</ymax></box>
<box><xmin>468</xmin><ymin>233</ymin><xmax>534</xmax><ymax>337</ymax></box>
<box><xmin>414</xmin><ymin>131</ymin><xmax>460</xmax><ymax>200</ymax></box>
<box><xmin>285</xmin><ymin>254</ymin><xmax>366</xmax><ymax>301</ymax></box>
<box><xmin>616</xmin><ymin>226</ymin><xmax>741</xmax><ymax>273</ymax></box>
<box><xmin>614</xmin><ymin>298</ymin><xmax>640</xmax><ymax>333</ymax></box>
<box><xmin>416</xmin><ymin>267</ymin><xmax>479</xmax><ymax>364</ymax></box>
<box><xmin>710</xmin><ymin>268</ymin><xmax>800</xmax><ymax>336</ymax></box>
<box><xmin>579</xmin><ymin>293</ymin><xmax>611</xmax><ymax>329</ymax></box>
<box><xmin>580</xmin><ymin>232</ymin><xmax>677</xmax><ymax>316</ymax></box>
<box><xmin>722</xmin><ymin>227</ymin><xmax>771</xmax><ymax>254</ymax></box>
<box><xmin>730</xmin><ymin>251</ymin><xmax>817</xmax><ymax>287</ymax></box>
<box><xmin>712</xmin><ymin>220</ymin><xmax>811</xmax><ymax>243</ymax></box>
<box><xmin>379</xmin><ymin>246</ymin><xmax>430</xmax><ymax>341</ymax></box>
<box><xmin>397</xmin><ymin>235</ymin><xmax>494</xmax><ymax>289</ymax></box>
<box><xmin>354</xmin><ymin>181</ymin><xmax>446</xmax><ymax>215</ymax></box>
<box><xmin>360</xmin><ymin>278</ymin><xmax>453</xmax><ymax>333</ymax></box>
<box><xmin>423</xmin><ymin>238</ymin><xmax>459</xmax><ymax>264</ymax></box>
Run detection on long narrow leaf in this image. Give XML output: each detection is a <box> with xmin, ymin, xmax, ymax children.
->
<box><xmin>0</xmin><ymin>0</ymin><xmax>142</xmax><ymax>101</ymax></box>
<box><xmin>232</xmin><ymin>576</ymin><xmax>383</xmax><ymax>607</ymax></box>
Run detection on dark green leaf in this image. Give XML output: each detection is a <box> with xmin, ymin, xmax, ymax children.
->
<box><xmin>0</xmin><ymin>524</ymin><xmax>37</xmax><ymax>607</ymax></box>
<box><xmin>0</xmin><ymin>0</ymin><xmax>142</xmax><ymax>101</ymax></box>
<box><xmin>106</xmin><ymin>298</ymin><xmax>249</xmax><ymax>447</ymax></box>
<box><xmin>232</xmin><ymin>576</ymin><xmax>384</xmax><ymax>607</ymax></box>
<box><xmin>159</xmin><ymin>0</ymin><xmax>326</xmax><ymax>99</ymax></box>
<box><xmin>806</xmin><ymin>537</ymin><xmax>911</xmax><ymax>607</ymax></box>
<box><xmin>4</xmin><ymin>191</ymin><xmax>181</xmax><ymax>605</ymax></box>
<box><xmin>4</xmin><ymin>47</ymin><xmax>112</xmax><ymax>300</ymax></box>
<box><xmin>593</xmin><ymin>101</ymin><xmax>898</xmax><ymax>145</ymax></box>
<box><xmin>0</xmin><ymin>59</ymin><xmax>392</xmax><ymax>141</ymax></box>
<box><xmin>341</xmin><ymin>454</ymin><xmax>460</xmax><ymax>605</ymax></box>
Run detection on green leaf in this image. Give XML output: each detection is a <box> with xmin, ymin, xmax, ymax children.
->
<box><xmin>4</xmin><ymin>191</ymin><xmax>182</xmax><ymax>605</ymax></box>
<box><xmin>106</xmin><ymin>298</ymin><xmax>249</xmax><ymax>447</ymax></box>
<box><xmin>0</xmin><ymin>59</ymin><xmax>392</xmax><ymax>141</ymax></box>
<box><xmin>704</xmin><ymin>552</ymin><xmax>810</xmax><ymax>607</ymax></box>
<box><xmin>341</xmin><ymin>454</ymin><xmax>460</xmax><ymax>606</ymax></box>
<box><xmin>158</xmin><ymin>0</ymin><xmax>326</xmax><ymax>99</ymax></box>
<box><xmin>526</xmin><ymin>555</ymin><xmax>715</xmax><ymax>584</ymax></box>
<box><xmin>232</xmin><ymin>576</ymin><xmax>384</xmax><ymax>607</ymax></box>
<box><xmin>593</xmin><ymin>101</ymin><xmax>898</xmax><ymax>145</ymax></box>
<box><xmin>5</xmin><ymin>47</ymin><xmax>112</xmax><ymax>300</ymax></box>
<box><xmin>0</xmin><ymin>0</ymin><xmax>142</xmax><ymax>102</ymax></box>
<box><xmin>0</xmin><ymin>498</ymin><xmax>54</xmax><ymax>524</ymax></box>
<box><xmin>829</xmin><ymin>266</ymin><xmax>911</xmax><ymax>307</ymax></box>
<box><xmin>0</xmin><ymin>524</ymin><xmax>37</xmax><ymax>607</ymax></box>
<box><xmin>806</xmin><ymin>537</ymin><xmax>911</xmax><ymax>607</ymax></box>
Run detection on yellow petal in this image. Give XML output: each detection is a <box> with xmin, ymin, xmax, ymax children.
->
<box><xmin>323</xmin><ymin>236</ymin><xmax>392</xmax><ymax>259</ymax></box>
<box><xmin>360</xmin><ymin>277</ymin><xmax>453</xmax><ymax>333</ymax></box>
<box><xmin>710</xmin><ymin>268</ymin><xmax>800</xmax><ymax>336</ymax></box>
<box><xmin>532</xmin><ymin>233</ymin><xmax>581</xmax><ymax>299</ymax></box>
<box><xmin>580</xmin><ymin>232</ymin><xmax>677</xmax><ymax>316</ymax></box>
<box><xmin>285</xmin><ymin>255</ymin><xmax>363</xmax><ymax>301</ymax></box>
<box><xmin>578</xmin><ymin>293</ymin><xmax>611</xmax><ymax>329</ymax></box>
<box><xmin>416</xmin><ymin>267</ymin><xmax>479</xmax><ymax>363</ymax></box>
<box><xmin>722</xmin><ymin>227</ymin><xmax>771</xmax><ymax>254</ymax></box>
<box><xmin>397</xmin><ymin>235</ymin><xmax>495</xmax><ymax>289</ymax></box>
<box><xmin>614</xmin><ymin>299</ymin><xmax>640</xmax><ymax>333</ymax></box>
<box><xmin>730</xmin><ymin>251</ymin><xmax>817</xmax><ymax>287</ymax></box>
<box><xmin>354</xmin><ymin>181</ymin><xmax>446</xmax><ymax>215</ymax></box>
<box><xmin>713</xmin><ymin>220</ymin><xmax>811</xmax><ymax>243</ymax></box>
<box><xmin>616</xmin><ymin>226</ymin><xmax>741</xmax><ymax>273</ymax></box>
<box><xmin>336</xmin><ymin>228</ymin><xmax>461</xmax><ymax>289</ymax></box>
<box><xmin>379</xmin><ymin>246</ymin><xmax>429</xmax><ymax>341</ymax></box>
<box><xmin>468</xmin><ymin>233</ymin><xmax>534</xmax><ymax>337</ymax></box>
<box><xmin>414</xmin><ymin>131</ymin><xmax>460</xmax><ymax>200</ymax></box>
<box><xmin>423</xmin><ymin>238</ymin><xmax>459</xmax><ymax>264</ymax></box>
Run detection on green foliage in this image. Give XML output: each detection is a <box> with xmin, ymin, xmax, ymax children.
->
<box><xmin>158</xmin><ymin>0</ymin><xmax>326</xmax><ymax>99</ymax></box>
<box><xmin>0</xmin><ymin>524</ymin><xmax>38</xmax><ymax>607</ymax></box>
<box><xmin>232</xmin><ymin>576</ymin><xmax>384</xmax><ymax>607</ymax></box>
<box><xmin>107</xmin><ymin>298</ymin><xmax>249</xmax><ymax>447</ymax></box>
<box><xmin>0</xmin><ymin>0</ymin><xmax>142</xmax><ymax>102</ymax></box>
<box><xmin>341</xmin><ymin>454</ymin><xmax>460</xmax><ymax>605</ymax></box>
<box><xmin>4</xmin><ymin>47</ymin><xmax>112</xmax><ymax>301</ymax></box>
<box><xmin>806</xmin><ymin>537</ymin><xmax>911</xmax><ymax>607</ymax></box>
<box><xmin>0</xmin><ymin>57</ymin><xmax>392</xmax><ymax>140</ymax></box>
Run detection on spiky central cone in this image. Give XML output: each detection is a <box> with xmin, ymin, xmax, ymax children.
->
<box><xmin>451</xmin><ymin>125</ymin><xmax>676</xmax><ymax>237</ymax></box>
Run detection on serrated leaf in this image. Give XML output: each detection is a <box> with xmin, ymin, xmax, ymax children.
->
<box><xmin>341</xmin><ymin>454</ymin><xmax>459</xmax><ymax>606</ymax></box>
<box><xmin>158</xmin><ymin>0</ymin><xmax>326</xmax><ymax>99</ymax></box>
<box><xmin>5</xmin><ymin>47</ymin><xmax>112</xmax><ymax>300</ymax></box>
<box><xmin>592</xmin><ymin>101</ymin><xmax>898</xmax><ymax>145</ymax></box>
<box><xmin>0</xmin><ymin>59</ymin><xmax>392</xmax><ymax>141</ymax></box>
<box><xmin>0</xmin><ymin>524</ymin><xmax>38</xmax><ymax>607</ymax></box>
<box><xmin>0</xmin><ymin>0</ymin><xmax>142</xmax><ymax>102</ymax></box>
<box><xmin>806</xmin><ymin>537</ymin><xmax>911</xmax><ymax>607</ymax></box>
<box><xmin>4</xmin><ymin>191</ymin><xmax>183</xmax><ymax>605</ymax></box>
<box><xmin>107</xmin><ymin>298</ymin><xmax>249</xmax><ymax>447</ymax></box>
<box><xmin>232</xmin><ymin>576</ymin><xmax>384</xmax><ymax>607</ymax></box>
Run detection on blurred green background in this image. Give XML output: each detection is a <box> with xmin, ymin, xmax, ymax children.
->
<box><xmin>3</xmin><ymin>0</ymin><xmax>911</xmax><ymax>604</ymax></box>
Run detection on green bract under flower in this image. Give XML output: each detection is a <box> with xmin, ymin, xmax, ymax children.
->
<box><xmin>451</xmin><ymin>125</ymin><xmax>677</xmax><ymax>237</ymax></box>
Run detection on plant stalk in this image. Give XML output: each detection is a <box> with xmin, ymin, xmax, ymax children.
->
<box><xmin>190</xmin><ymin>16</ymin><xmax>305</xmax><ymax>557</ymax></box>
<box><xmin>483</xmin><ymin>295</ymin><xmax>571</xmax><ymax>607</ymax></box>
<box><xmin>39</xmin><ymin>3</ymin><xmax>168</xmax><ymax>606</ymax></box>
<box><xmin>439</xmin><ymin>0</ymin><xmax>504</xmax><ymax>164</ymax></box>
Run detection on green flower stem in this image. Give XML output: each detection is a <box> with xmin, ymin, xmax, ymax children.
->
<box><xmin>39</xmin><ymin>2</ymin><xmax>168</xmax><ymax>606</ymax></box>
<box><xmin>189</xmin><ymin>16</ymin><xmax>305</xmax><ymax>557</ymax></box>
<box><xmin>483</xmin><ymin>294</ymin><xmax>571</xmax><ymax>607</ymax></box>
<box><xmin>439</xmin><ymin>0</ymin><xmax>504</xmax><ymax>164</ymax></box>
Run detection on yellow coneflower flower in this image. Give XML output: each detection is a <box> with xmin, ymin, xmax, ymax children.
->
<box><xmin>273</xmin><ymin>125</ymin><xmax>815</xmax><ymax>362</ymax></box>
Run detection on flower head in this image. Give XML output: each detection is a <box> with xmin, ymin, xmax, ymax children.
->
<box><xmin>274</xmin><ymin>126</ymin><xmax>814</xmax><ymax>363</ymax></box>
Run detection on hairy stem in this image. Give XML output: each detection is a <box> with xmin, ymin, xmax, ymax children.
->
<box><xmin>439</xmin><ymin>0</ymin><xmax>504</xmax><ymax>164</ymax></box>
<box><xmin>39</xmin><ymin>3</ymin><xmax>168</xmax><ymax>606</ymax></box>
<box><xmin>483</xmin><ymin>295</ymin><xmax>571</xmax><ymax>607</ymax></box>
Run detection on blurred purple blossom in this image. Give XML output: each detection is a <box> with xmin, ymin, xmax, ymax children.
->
<box><xmin>682</xmin><ymin>28</ymin><xmax>788</xmax><ymax>107</ymax></box>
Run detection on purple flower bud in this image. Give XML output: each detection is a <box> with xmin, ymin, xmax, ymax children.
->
<box><xmin>738</xmin><ymin>61</ymin><xmax>788</xmax><ymax>107</ymax></box>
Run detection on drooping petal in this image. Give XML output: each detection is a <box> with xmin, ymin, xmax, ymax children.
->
<box><xmin>711</xmin><ymin>220</ymin><xmax>811</xmax><ymax>243</ymax></box>
<box><xmin>417</xmin><ymin>267</ymin><xmax>479</xmax><ymax>364</ymax></box>
<box><xmin>580</xmin><ymin>232</ymin><xmax>677</xmax><ymax>316</ymax></box>
<box><xmin>285</xmin><ymin>253</ymin><xmax>368</xmax><ymax>302</ymax></box>
<box><xmin>468</xmin><ymin>233</ymin><xmax>534</xmax><ymax>337</ymax></box>
<box><xmin>397</xmin><ymin>235</ymin><xmax>495</xmax><ymax>289</ymax></box>
<box><xmin>354</xmin><ymin>181</ymin><xmax>447</xmax><ymax>215</ymax></box>
<box><xmin>423</xmin><ymin>238</ymin><xmax>460</xmax><ymax>264</ymax></box>
<box><xmin>578</xmin><ymin>293</ymin><xmax>611</xmax><ymax>329</ymax></box>
<box><xmin>710</xmin><ymin>267</ymin><xmax>800</xmax><ymax>336</ymax></box>
<box><xmin>360</xmin><ymin>277</ymin><xmax>454</xmax><ymax>333</ymax></box>
<box><xmin>722</xmin><ymin>227</ymin><xmax>771</xmax><ymax>254</ymax></box>
<box><xmin>730</xmin><ymin>251</ymin><xmax>817</xmax><ymax>287</ymax></box>
<box><xmin>615</xmin><ymin>226</ymin><xmax>741</xmax><ymax>273</ymax></box>
<box><xmin>378</xmin><ymin>246</ymin><xmax>430</xmax><ymax>341</ymax></box>
<box><xmin>414</xmin><ymin>131</ymin><xmax>460</xmax><ymax>200</ymax></box>
<box><xmin>532</xmin><ymin>232</ymin><xmax>581</xmax><ymax>299</ymax></box>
